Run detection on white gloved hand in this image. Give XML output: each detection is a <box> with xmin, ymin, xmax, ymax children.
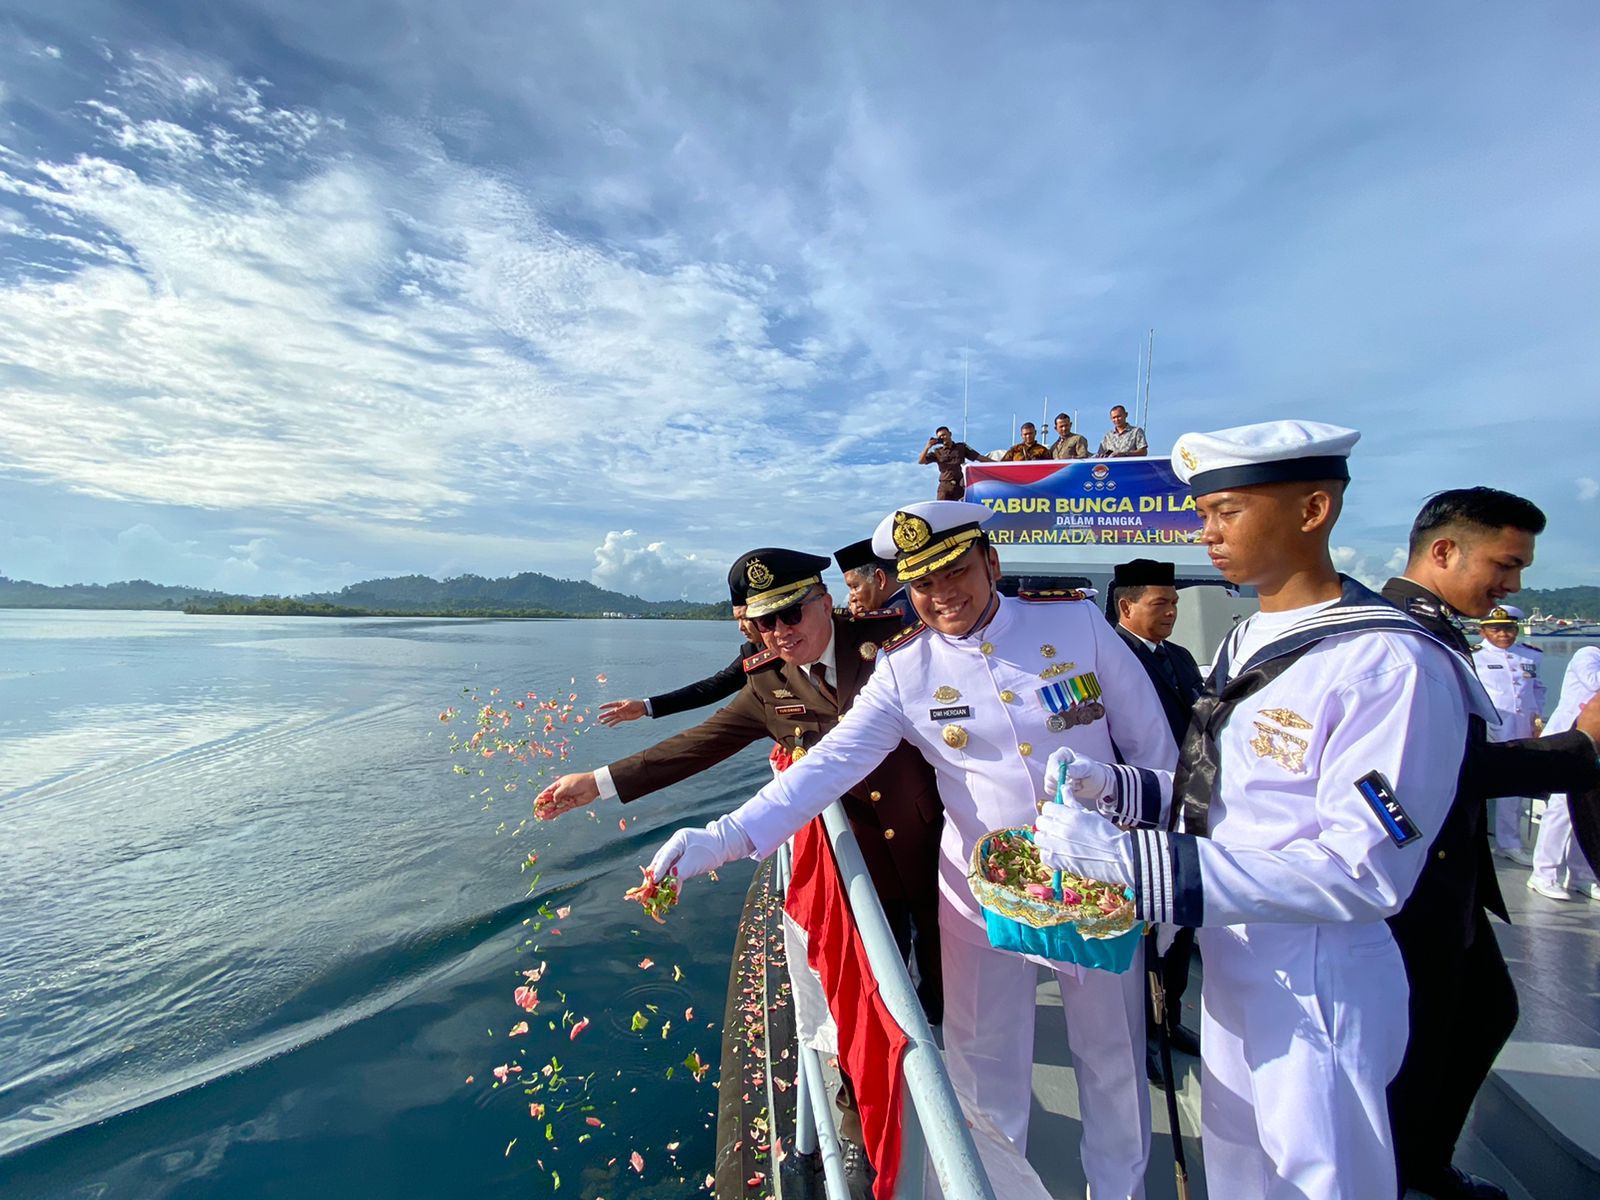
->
<box><xmin>1033</xmin><ymin>802</ymin><xmax>1135</xmax><ymax>887</ymax></box>
<box><xmin>1154</xmin><ymin>923</ymin><xmax>1179</xmax><ymax>955</ymax></box>
<box><xmin>647</xmin><ymin>814</ymin><xmax>756</xmax><ymax>883</ymax></box>
<box><xmin>1042</xmin><ymin>746</ymin><xmax>1117</xmax><ymax>811</ymax></box>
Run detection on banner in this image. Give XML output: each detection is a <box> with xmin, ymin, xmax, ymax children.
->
<box><xmin>964</xmin><ymin>458</ymin><xmax>1202</xmax><ymax>548</ymax></box>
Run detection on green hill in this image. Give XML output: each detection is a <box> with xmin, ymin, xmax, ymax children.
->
<box><xmin>1508</xmin><ymin>585</ymin><xmax>1600</xmax><ymax>622</ymax></box>
<box><xmin>0</xmin><ymin>572</ymin><xmax>729</xmax><ymax>619</ymax></box>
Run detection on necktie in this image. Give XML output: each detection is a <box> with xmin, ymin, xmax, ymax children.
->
<box><xmin>810</xmin><ymin>663</ymin><xmax>836</xmax><ymax>704</ymax></box>
<box><xmin>1152</xmin><ymin>642</ymin><xmax>1181</xmax><ymax>692</ymax></box>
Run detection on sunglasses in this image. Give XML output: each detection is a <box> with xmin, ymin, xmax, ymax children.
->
<box><xmin>753</xmin><ymin>594</ymin><xmax>821</xmax><ymax>632</ymax></box>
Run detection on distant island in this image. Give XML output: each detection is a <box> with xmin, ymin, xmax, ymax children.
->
<box><xmin>3</xmin><ymin>573</ymin><xmax>1592</xmax><ymax>623</ymax></box>
<box><xmin>0</xmin><ymin>572</ymin><xmax>731</xmax><ymax>621</ymax></box>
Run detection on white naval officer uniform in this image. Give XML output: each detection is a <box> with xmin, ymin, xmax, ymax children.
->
<box><xmin>735</xmin><ymin>585</ymin><xmax>1177</xmax><ymax>1195</ymax></box>
<box><xmin>1033</xmin><ymin>420</ymin><xmax>1498</xmax><ymax>1200</ymax></box>
<box><xmin>1529</xmin><ymin>646</ymin><xmax>1600</xmax><ymax>893</ymax></box>
<box><xmin>1473</xmin><ymin>631</ymin><xmax>1546</xmax><ymax>851</ymax></box>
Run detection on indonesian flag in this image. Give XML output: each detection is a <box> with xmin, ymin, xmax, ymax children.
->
<box><xmin>784</xmin><ymin>816</ymin><xmax>909</xmax><ymax>1200</ymax></box>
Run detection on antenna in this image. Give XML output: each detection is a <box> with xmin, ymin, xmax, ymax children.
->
<box><xmin>1142</xmin><ymin>328</ymin><xmax>1155</xmax><ymax>438</ymax></box>
<box><xmin>962</xmin><ymin>350</ymin><xmax>969</xmax><ymax>444</ymax></box>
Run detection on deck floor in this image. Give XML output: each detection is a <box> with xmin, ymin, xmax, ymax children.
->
<box><xmin>1021</xmin><ymin>858</ymin><xmax>1600</xmax><ymax>1199</ymax></box>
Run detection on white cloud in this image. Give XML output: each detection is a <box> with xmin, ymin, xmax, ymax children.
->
<box><xmin>1331</xmin><ymin>544</ymin><xmax>1406</xmax><ymax>591</ymax></box>
<box><xmin>591</xmin><ymin>530</ymin><xmax>721</xmax><ymax>601</ymax></box>
<box><xmin>1578</xmin><ymin>477</ymin><xmax>1598</xmax><ymax>502</ymax></box>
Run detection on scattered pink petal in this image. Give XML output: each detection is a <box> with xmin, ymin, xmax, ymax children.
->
<box><xmin>685</xmin><ymin>1007</ymin><xmax>693</xmax><ymax>1021</ymax></box>
<box><xmin>596</xmin><ymin>673</ymin><xmax>608</xmax><ymax>683</ymax></box>
<box><xmin>465</xmin><ymin>1075</ymin><xmax>474</xmax><ymax>1084</ymax></box>
<box><xmin>618</xmin><ymin>818</ymin><xmax>627</xmax><ymax>831</ymax></box>
<box><xmin>586</xmin><ymin>1116</ymin><xmax>604</xmax><ymax>1127</ymax></box>
<box><xmin>630</xmin><ymin>1150</ymin><xmax>644</xmax><ymax>1174</ymax></box>
<box><xmin>529</xmin><ymin>1102</ymin><xmax>544</xmax><ymax>1119</ymax></box>
<box><xmin>638</xmin><ymin>958</ymin><xmax>654</xmax><ymax>970</ymax></box>
<box><xmin>508</xmin><ymin>1022</ymin><xmax>529</xmax><ymax>1037</ymax></box>
<box><xmin>666</xmin><ymin>1141</ymin><xmax>680</xmax><ymax>1152</ymax></box>
<box><xmin>556</xmin><ymin>906</ymin><xmax>571</xmax><ymax>919</ymax></box>
<box><xmin>513</xmin><ymin>985</ymin><xmax>540</xmax><ymax>1012</ymax></box>
<box><xmin>570</xmin><ymin>1016</ymin><xmax>591</xmax><ymax>1040</ymax></box>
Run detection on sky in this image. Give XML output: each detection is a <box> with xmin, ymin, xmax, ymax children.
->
<box><xmin>1</xmin><ymin>1</ymin><xmax>1597</xmax><ymax>601</ymax></box>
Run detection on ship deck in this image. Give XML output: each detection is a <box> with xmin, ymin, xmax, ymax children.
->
<box><xmin>1024</xmin><ymin>858</ymin><xmax>1599</xmax><ymax>1199</ymax></box>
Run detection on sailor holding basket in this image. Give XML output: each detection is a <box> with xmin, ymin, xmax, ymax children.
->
<box><xmin>647</xmin><ymin>499</ymin><xmax>1177</xmax><ymax>1198</ymax></box>
<box><xmin>1032</xmin><ymin>421</ymin><xmax>1495</xmax><ymax>1200</ymax></box>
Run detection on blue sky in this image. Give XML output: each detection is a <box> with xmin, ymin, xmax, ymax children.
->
<box><xmin>2</xmin><ymin>1</ymin><xmax>1596</xmax><ymax>600</ymax></box>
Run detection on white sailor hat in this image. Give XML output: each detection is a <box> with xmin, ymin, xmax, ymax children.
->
<box><xmin>1172</xmin><ymin>420</ymin><xmax>1360</xmax><ymax>498</ymax></box>
<box><xmin>1480</xmin><ymin>604</ymin><xmax>1525</xmax><ymax>626</ymax></box>
<box><xmin>871</xmin><ymin>500</ymin><xmax>994</xmax><ymax>583</ymax></box>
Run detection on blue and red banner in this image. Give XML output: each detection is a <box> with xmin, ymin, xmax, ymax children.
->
<box><xmin>964</xmin><ymin>458</ymin><xmax>1202</xmax><ymax>548</ymax></box>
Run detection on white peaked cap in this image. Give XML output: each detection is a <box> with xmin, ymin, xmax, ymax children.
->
<box><xmin>872</xmin><ymin>500</ymin><xmax>994</xmax><ymax>582</ymax></box>
<box><xmin>1171</xmin><ymin>419</ymin><xmax>1360</xmax><ymax>497</ymax></box>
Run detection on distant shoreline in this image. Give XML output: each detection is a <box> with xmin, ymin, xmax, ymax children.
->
<box><xmin>0</xmin><ymin>601</ymin><xmax>720</xmax><ymax>620</ymax></box>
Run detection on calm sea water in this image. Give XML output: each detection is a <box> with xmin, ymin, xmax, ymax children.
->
<box><xmin>0</xmin><ymin>611</ymin><xmax>766</xmax><ymax>1200</ymax></box>
<box><xmin>2</xmin><ymin>611</ymin><xmax>1595</xmax><ymax>1200</ymax></box>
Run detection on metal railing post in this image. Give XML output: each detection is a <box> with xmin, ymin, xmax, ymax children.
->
<box><xmin>798</xmin><ymin>1041</ymin><xmax>854</xmax><ymax>1199</ymax></box>
<box><xmin>816</xmin><ymin>802</ymin><xmax>996</xmax><ymax>1200</ymax></box>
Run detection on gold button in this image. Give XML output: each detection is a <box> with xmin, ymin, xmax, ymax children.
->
<box><xmin>980</xmin><ymin>642</ymin><xmax>994</xmax><ymax>655</ymax></box>
<box><xmin>869</xmin><ymin>790</ymin><xmax>882</xmax><ymax>802</ymax></box>
<box><xmin>1436</xmin><ymin>850</ymin><xmax>1446</xmax><ymax>860</ymax></box>
<box><xmin>883</xmin><ymin>828</ymin><xmax>895</xmax><ymax>839</ymax></box>
<box><xmin>1000</xmin><ymin>690</ymin><xmax>1016</xmax><ymax>703</ymax></box>
<box><xmin>1019</xmin><ymin>743</ymin><xmax>1033</xmax><ymax>757</ymax></box>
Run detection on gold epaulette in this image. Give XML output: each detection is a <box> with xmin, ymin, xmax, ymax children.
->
<box><xmin>743</xmin><ymin>648</ymin><xmax>780</xmax><ymax>672</ymax></box>
<box><xmin>879</xmin><ymin>621</ymin><xmax>928</xmax><ymax>656</ymax></box>
<box><xmin>1018</xmin><ymin>588</ymin><xmax>1088</xmax><ymax>602</ymax></box>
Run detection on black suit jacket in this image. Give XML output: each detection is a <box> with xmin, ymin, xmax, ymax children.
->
<box><xmin>647</xmin><ymin>642</ymin><xmax>758</xmax><ymax>719</ymax></box>
<box><xmin>1114</xmin><ymin>626</ymin><xmax>1204</xmax><ymax>747</ymax></box>
<box><xmin>608</xmin><ymin>614</ymin><xmax>942</xmax><ymax>907</ymax></box>
<box><xmin>1381</xmin><ymin>577</ymin><xmax>1600</xmax><ymax>932</ymax></box>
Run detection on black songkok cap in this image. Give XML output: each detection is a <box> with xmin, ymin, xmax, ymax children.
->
<box><xmin>1112</xmin><ymin>558</ymin><xmax>1175</xmax><ymax>589</ymax></box>
<box><xmin>834</xmin><ymin>538</ymin><xmax>885</xmax><ymax>575</ymax></box>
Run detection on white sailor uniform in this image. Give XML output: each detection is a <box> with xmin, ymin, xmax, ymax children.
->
<box><xmin>736</xmin><ymin>591</ymin><xmax>1177</xmax><ymax>1197</ymax></box>
<box><xmin>1473</xmin><ymin>640</ymin><xmax>1546</xmax><ymax>851</ymax></box>
<box><xmin>1037</xmin><ymin>582</ymin><xmax>1493</xmax><ymax>1200</ymax></box>
<box><xmin>1529</xmin><ymin>647</ymin><xmax>1600</xmax><ymax>893</ymax></box>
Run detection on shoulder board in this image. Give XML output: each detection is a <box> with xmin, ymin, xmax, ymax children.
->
<box><xmin>743</xmin><ymin>648</ymin><xmax>780</xmax><ymax>673</ymax></box>
<box><xmin>1018</xmin><ymin>589</ymin><xmax>1088</xmax><ymax>602</ymax></box>
<box><xmin>833</xmin><ymin>605</ymin><xmax>851</xmax><ymax>617</ymax></box>
<box><xmin>853</xmin><ymin>607</ymin><xmax>904</xmax><ymax>622</ymax></box>
<box><xmin>1469</xmin><ymin>643</ymin><xmax>1483</xmax><ymax>652</ymax></box>
<box><xmin>1521</xmin><ymin>644</ymin><xmax>1543</xmax><ymax>654</ymax></box>
<box><xmin>879</xmin><ymin>621</ymin><xmax>928</xmax><ymax>656</ymax></box>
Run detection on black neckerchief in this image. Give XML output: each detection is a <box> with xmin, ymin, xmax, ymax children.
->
<box><xmin>1172</xmin><ymin>575</ymin><xmax>1488</xmax><ymax>837</ymax></box>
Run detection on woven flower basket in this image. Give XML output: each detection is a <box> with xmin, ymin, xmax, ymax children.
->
<box><xmin>968</xmin><ymin>827</ymin><xmax>1144</xmax><ymax>973</ymax></box>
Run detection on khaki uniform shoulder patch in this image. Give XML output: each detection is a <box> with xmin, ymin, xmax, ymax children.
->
<box><xmin>879</xmin><ymin>621</ymin><xmax>928</xmax><ymax>656</ymax></box>
<box><xmin>743</xmin><ymin>648</ymin><xmax>780</xmax><ymax>673</ymax></box>
<box><xmin>1018</xmin><ymin>589</ymin><xmax>1088</xmax><ymax>602</ymax></box>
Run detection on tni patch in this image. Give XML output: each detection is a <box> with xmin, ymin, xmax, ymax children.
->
<box><xmin>1355</xmin><ymin>771</ymin><xmax>1421</xmax><ymax>847</ymax></box>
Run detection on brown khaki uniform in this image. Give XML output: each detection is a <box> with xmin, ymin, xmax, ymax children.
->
<box><xmin>925</xmin><ymin>440</ymin><xmax>981</xmax><ymax>500</ymax></box>
<box><xmin>1000</xmin><ymin>440</ymin><xmax>1051</xmax><ymax>461</ymax></box>
<box><xmin>607</xmin><ymin>612</ymin><xmax>944</xmax><ymax>1016</ymax></box>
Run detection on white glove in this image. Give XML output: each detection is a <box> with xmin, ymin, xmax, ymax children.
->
<box><xmin>1042</xmin><ymin>746</ymin><xmax>1116</xmax><ymax>811</ymax></box>
<box><xmin>647</xmin><ymin>814</ymin><xmax>756</xmax><ymax>883</ymax></box>
<box><xmin>1033</xmin><ymin>803</ymin><xmax>1135</xmax><ymax>887</ymax></box>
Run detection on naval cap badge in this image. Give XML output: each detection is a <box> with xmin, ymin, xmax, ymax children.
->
<box><xmin>892</xmin><ymin>510</ymin><xmax>933</xmax><ymax>553</ymax></box>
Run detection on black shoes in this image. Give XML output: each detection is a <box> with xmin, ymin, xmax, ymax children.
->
<box><xmin>1407</xmin><ymin>1165</ymin><xmax>1509</xmax><ymax>1200</ymax></box>
<box><xmin>841</xmin><ymin>1141</ymin><xmax>875</xmax><ymax>1200</ymax></box>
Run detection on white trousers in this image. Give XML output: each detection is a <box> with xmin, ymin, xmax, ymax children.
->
<box><xmin>1197</xmin><ymin>923</ymin><xmax>1409</xmax><ymax>1200</ymax></box>
<box><xmin>939</xmin><ymin>903</ymin><xmax>1150</xmax><ymax>1200</ymax></box>
<box><xmin>1531</xmin><ymin>793</ymin><xmax>1597</xmax><ymax>889</ymax></box>
<box><xmin>1494</xmin><ymin>794</ymin><xmax>1532</xmax><ymax>851</ymax></box>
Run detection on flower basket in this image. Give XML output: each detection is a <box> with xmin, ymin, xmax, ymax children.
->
<box><xmin>967</xmin><ymin>827</ymin><xmax>1144</xmax><ymax>973</ymax></box>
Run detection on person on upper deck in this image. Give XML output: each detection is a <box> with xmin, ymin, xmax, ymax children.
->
<box><xmin>1050</xmin><ymin>412</ymin><xmax>1090</xmax><ymax>459</ymax></box>
<box><xmin>1096</xmin><ymin>405</ymin><xmax>1148</xmax><ymax>457</ymax></box>
<box><xmin>1000</xmin><ymin>422</ymin><xmax>1051</xmax><ymax>462</ymax></box>
<box><xmin>918</xmin><ymin>426</ymin><xmax>984</xmax><ymax>500</ymax></box>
